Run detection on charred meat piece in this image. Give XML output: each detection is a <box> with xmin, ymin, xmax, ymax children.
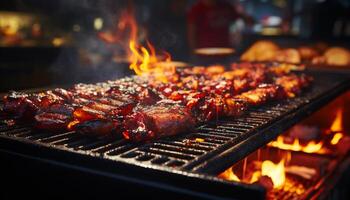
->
<box><xmin>236</xmin><ymin>84</ymin><xmax>282</xmax><ymax>105</ymax></box>
<box><xmin>275</xmin><ymin>74</ymin><xmax>312</xmax><ymax>97</ymax></box>
<box><xmin>34</xmin><ymin>103</ymin><xmax>75</xmax><ymax>131</ymax></box>
<box><xmin>73</xmin><ymin>106</ymin><xmax>106</xmax><ymax>122</ymax></box>
<box><xmin>44</xmin><ymin>103</ymin><xmax>75</xmax><ymax>116</ymax></box>
<box><xmin>185</xmin><ymin>92</ymin><xmax>217</xmax><ymax>123</ymax></box>
<box><xmin>74</xmin><ymin>119</ymin><xmax>120</xmax><ymax>136</ymax></box>
<box><xmin>97</xmin><ymin>97</ymin><xmax>135</xmax><ymax>116</ymax></box>
<box><xmin>34</xmin><ymin>112</ymin><xmax>71</xmax><ymax>131</ymax></box>
<box><xmin>51</xmin><ymin>88</ymin><xmax>73</xmax><ymax>102</ymax></box>
<box><xmin>3</xmin><ymin>90</ymin><xmax>67</xmax><ymax>120</ymax></box>
<box><xmin>3</xmin><ymin>92</ymin><xmax>43</xmax><ymax>120</ymax></box>
<box><xmin>3</xmin><ymin>91</ymin><xmax>30</xmax><ymax>118</ymax></box>
<box><xmin>106</xmin><ymin>84</ymin><xmax>161</xmax><ymax>105</ymax></box>
<box><xmin>222</xmin><ymin>97</ymin><xmax>248</xmax><ymax>117</ymax></box>
<box><xmin>123</xmin><ymin>102</ymin><xmax>196</xmax><ymax>142</ymax></box>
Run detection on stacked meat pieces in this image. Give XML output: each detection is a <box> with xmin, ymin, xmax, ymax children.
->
<box><xmin>2</xmin><ymin>63</ymin><xmax>312</xmax><ymax>142</ymax></box>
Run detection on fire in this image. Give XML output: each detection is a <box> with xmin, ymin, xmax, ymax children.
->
<box><xmin>302</xmin><ymin>140</ymin><xmax>323</xmax><ymax>153</ymax></box>
<box><xmin>261</xmin><ymin>159</ymin><xmax>286</xmax><ymax>188</ymax></box>
<box><xmin>99</xmin><ymin>8</ymin><xmax>175</xmax><ymax>82</ymax></box>
<box><xmin>219</xmin><ymin>159</ymin><xmax>286</xmax><ymax>189</ymax></box>
<box><xmin>129</xmin><ymin>40</ymin><xmax>175</xmax><ymax>82</ymax></box>
<box><xmin>330</xmin><ymin>108</ymin><xmax>344</xmax><ymax>145</ymax></box>
<box><xmin>269</xmin><ymin>136</ymin><xmax>325</xmax><ymax>154</ymax></box>
<box><xmin>330</xmin><ymin>108</ymin><xmax>343</xmax><ymax>132</ymax></box>
<box><xmin>218</xmin><ymin>167</ymin><xmax>240</xmax><ymax>182</ymax></box>
<box><xmin>331</xmin><ymin>133</ymin><xmax>343</xmax><ymax>145</ymax></box>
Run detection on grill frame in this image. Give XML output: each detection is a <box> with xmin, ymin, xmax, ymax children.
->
<box><xmin>1</xmin><ymin>69</ymin><xmax>350</xmax><ymax>199</ymax></box>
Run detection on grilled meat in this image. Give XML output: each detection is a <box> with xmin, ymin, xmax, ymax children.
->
<box><xmin>34</xmin><ymin>112</ymin><xmax>71</xmax><ymax>131</ymax></box>
<box><xmin>2</xmin><ymin>62</ymin><xmax>312</xmax><ymax>141</ymax></box>
<box><xmin>74</xmin><ymin>119</ymin><xmax>120</xmax><ymax>136</ymax></box>
<box><xmin>123</xmin><ymin>101</ymin><xmax>196</xmax><ymax>142</ymax></box>
<box><xmin>237</xmin><ymin>84</ymin><xmax>283</xmax><ymax>105</ymax></box>
<box><xmin>275</xmin><ymin>74</ymin><xmax>312</xmax><ymax>97</ymax></box>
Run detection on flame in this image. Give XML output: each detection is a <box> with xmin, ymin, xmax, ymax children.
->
<box><xmin>329</xmin><ymin>108</ymin><xmax>344</xmax><ymax>145</ymax></box>
<box><xmin>218</xmin><ymin>167</ymin><xmax>240</xmax><ymax>182</ymax></box>
<box><xmin>261</xmin><ymin>159</ymin><xmax>286</xmax><ymax>188</ymax></box>
<box><xmin>99</xmin><ymin>8</ymin><xmax>175</xmax><ymax>82</ymax></box>
<box><xmin>269</xmin><ymin>136</ymin><xmax>325</xmax><ymax>154</ymax></box>
<box><xmin>128</xmin><ymin>40</ymin><xmax>175</xmax><ymax>82</ymax></box>
<box><xmin>219</xmin><ymin>159</ymin><xmax>286</xmax><ymax>189</ymax></box>
<box><xmin>302</xmin><ymin>141</ymin><xmax>323</xmax><ymax>153</ymax></box>
<box><xmin>330</xmin><ymin>108</ymin><xmax>343</xmax><ymax>132</ymax></box>
<box><xmin>331</xmin><ymin>133</ymin><xmax>343</xmax><ymax>145</ymax></box>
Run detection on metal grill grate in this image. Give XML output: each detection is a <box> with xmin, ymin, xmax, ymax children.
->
<box><xmin>0</xmin><ymin>70</ymin><xmax>349</xmax><ymax>175</ymax></box>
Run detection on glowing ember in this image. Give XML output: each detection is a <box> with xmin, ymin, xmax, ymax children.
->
<box><xmin>261</xmin><ymin>159</ymin><xmax>286</xmax><ymax>188</ymax></box>
<box><xmin>331</xmin><ymin>133</ymin><xmax>343</xmax><ymax>145</ymax></box>
<box><xmin>268</xmin><ymin>136</ymin><xmax>325</xmax><ymax>154</ymax></box>
<box><xmin>195</xmin><ymin>138</ymin><xmax>205</xmax><ymax>143</ymax></box>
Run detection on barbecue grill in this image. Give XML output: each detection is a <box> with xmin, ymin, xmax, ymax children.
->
<box><xmin>1</xmin><ymin>69</ymin><xmax>349</xmax><ymax>199</ymax></box>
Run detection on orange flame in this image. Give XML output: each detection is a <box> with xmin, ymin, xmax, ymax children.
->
<box><xmin>268</xmin><ymin>136</ymin><xmax>325</xmax><ymax>154</ymax></box>
<box><xmin>329</xmin><ymin>108</ymin><xmax>344</xmax><ymax>145</ymax></box>
<box><xmin>128</xmin><ymin>40</ymin><xmax>175</xmax><ymax>82</ymax></box>
<box><xmin>218</xmin><ymin>167</ymin><xmax>240</xmax><ymax>182</ymax></box>
<box><xmin>330</xmin><ymin>108</ymin><xmax>343</xmax><ymax>132</ymax></box>
<box><xmin>99</xmin><ymin>8</ymin><xmax>175</xmax><ymax>82</ymax></box>
<box><xmin>219</xmin><ymin>159</ymin><xmax>286</xmax><ymax>189</ymax></box>
<box><xmin>261</xmin><ymin>159</ymin><xmax>286</xmax><ymax>188</ymax></box>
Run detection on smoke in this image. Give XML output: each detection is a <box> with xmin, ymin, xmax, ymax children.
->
<box><xmin>48</xmin><ymin>0</ymin><xmax>132</xmax><ymax>86</ymax></box>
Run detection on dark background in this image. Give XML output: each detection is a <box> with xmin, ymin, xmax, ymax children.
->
<box><xmin>0</xmin><ymin>0</ymin><xmax>349</xmax><ymax>92</ymax></box>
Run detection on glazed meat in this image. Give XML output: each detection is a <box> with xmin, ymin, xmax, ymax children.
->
<box><xmin>74</xmin><ymin>119</ymin><xmax>120</xmax><ymax>136</ymax></box>
<box><xmin>275</xmin><ymin>74</ymin><xmax>312</xmax><ymax>97</ymax></box>
<box><xmin>34</xmin><ymin>112</ymin><xmax>71</xmax><ymax>131</ymax></box>
<box><xmin>236</xmin><ymin>84</ymin><xmax>283</xmax><ymax>105</ymax></box>
<box><xmin>123</xmin><ymin>102</ymin><xmax>196</xmax><ymax>142</ymax></box>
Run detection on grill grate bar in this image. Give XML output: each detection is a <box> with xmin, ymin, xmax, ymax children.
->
<box><xmin>92</xmin><ymin>140</ymin><xmax>127</xmax><ymax>153</ymax></box>
<box><xmin>158</xmin><ymin>141</ymin><xmax>214</xmax><ymax>152</ymax></box>
<box><xmin>1</xmin><ymin>127</ymin><xmax>31</xmax><ymax>136</ymax></box>
<box><xmin>38</xmin><ymin>131</ymin><xmax>75</xmax><ymax>143</ymax></box>
<box><xmin>106</xmin><ymin>144</ymin><xmax>137</xmax><ymax>156</ymax></box>
<box><xmin>141</xmin><ymin>147</ymin><xmax>196</xmax><ymax>161</ymax></box>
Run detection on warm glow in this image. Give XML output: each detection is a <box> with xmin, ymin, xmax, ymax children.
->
<box><xmin>331</xmin><ymin>133</ymin><xmax>343</xmax><ymax>145</ymax></box>
<box><xmin>67</xmin><ymin>120</ymin><xmax>79</xmax><ymax>130</ymax></box>
<box><xmin>302</xmin><ymin>141</ymin><xmax>323</xmax><ymax>153</ymax></box>
<box><xmin>99</xmin><ymin>9</ymin><xmax>175</xmax><ymax>82</ymax></box>
<box><xmin>329</xmin><ymin>108</ymin><xmax>344</xmax><ymax>145</ymax></box>
<box><xmin>330</xmin><ymin>108</ymin><xmax>343</xmax><ymax>132</ymax></box>
<box><xmin>195</xmin><ymin>138</ymin><xmax>205</xmax><ymax>143</ymax></box>
<box><xmin>94</xmin><ymin>17</ymin><xmax>103</xmax><ymax>30</ymax></box>
<box><xmin>128</xmin><ymin>39</ymin><xmax>175</xmax><ymax>83</ymax></box>
<box><xmin>261</xmin><ymin>159</ymin><xmax>286</xmax><ymax>188</ymax></box>
<box><xmin>52</xmin><ymin>37</ymin><xmax>65</xmax><ymax>47</ymax></box>
<box><xmin>125</xmin><ymin>11</ymin><xmax>175</xmax><ymax>82</ymax></box>
<box><xmin>218</xmin><ymin>167</ymin><xmax>240</xmax><ymax>182</ymax></box>
<box><xmin>269</xmin><ymin>136</ymin><xmax>325</xmax><ymax>154</ymax></box>
<box><xmin>219</xmin><ymin>159</ymin><xmax>286</xmax><ymax>189</ymax></box>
